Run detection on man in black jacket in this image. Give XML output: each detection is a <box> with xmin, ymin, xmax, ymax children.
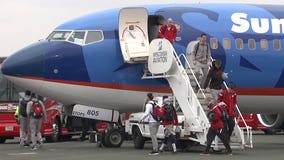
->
<box><xmin>202</xmin><ymin>60</ymin><xmax>225</xmax><ymax>101</ymax></box>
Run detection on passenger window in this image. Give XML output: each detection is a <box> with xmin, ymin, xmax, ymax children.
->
<box><xmin>273</xmin><ymin>39</ymin><xmax>281</xmax><ymax>51</ymax></box>
<box><xmin>248</xmin><ymin>39</ymin><xmax>256</xmax><ymax>50</ymax></box>
<box><xmin>260</xmin><ymin>39</ymin><xmax>268</xmax><ymax>51</ymax></box>
<box><xmin>235</xmin><ymin>38</ymin><xmax>243</xmax><ymax>50</ymax></box>
<box><xmin>85</xmin><ymin>31</ymin><xmax>104</xmax><ymax>44</ymax></box>
<box><xmin>68</xmin><ymin>31</ymin><xmax>86</xmax><ymax>45</ymax></box>
<box><xmin>223</xmin><ymin>38</ymin><xmax>231</xmax><ymax>50</ymax></box>
<box><xmin>210</xmin><ymin>38</ymin><xmax>218</xmax><ymax>49</ymax></box>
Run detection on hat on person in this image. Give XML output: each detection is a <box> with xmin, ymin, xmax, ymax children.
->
<box><xmin>228</xmin><ymin>82</ymin><xmax>236</xmax><ymax>89</ymax></box>
<box><xmin>163</xmin><ymin>98</ymin><xmax>172</xmax><ymax>105</ymax></box>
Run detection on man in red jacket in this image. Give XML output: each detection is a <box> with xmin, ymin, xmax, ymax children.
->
<box><xmin>201</xmin><ymin>98</ymin><xmax>232</xmax><ymax>155</ymax></box>
<box><xmin>158</xmin><ymin>18</ymin><xmax>177</xmax><ymax>43</ymax></box>
<box><xmin>159</xmin><ymin>97</ymin><xmax>178</xmax><ymax>153</ymax></box>
<box><xmin>218</xmin><ymin>82</ymin><xmax>237</xmax><ymax>139</ymax></box>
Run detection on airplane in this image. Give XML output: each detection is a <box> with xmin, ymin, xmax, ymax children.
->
<box><xmin>1</xmin><ymin>3</ymin><xmax>284</xmax><ymax>144</ymax></box>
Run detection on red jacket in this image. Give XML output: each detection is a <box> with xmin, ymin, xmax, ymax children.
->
<box><xmin>217</xmin><ymin>89</ymin><xmax>237</xmax><ymax>117</ymax></box>
<box><xmin>208</xmin><ymin>103</ymin><xmax>224</xmax><ymax>130</ymax></box>
<box><xmin>161</xmin><ymin>105</ymin><xmax>178</xmax><ymax>126</ymax></box>
<box><xmin>158</xmin><ymin>24</ymin><xmax>177</xmax><ymax>43</ymax></box>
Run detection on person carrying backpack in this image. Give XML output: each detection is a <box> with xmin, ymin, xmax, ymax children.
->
<box><xmin>139</xmin><ymin>93</ymin><xmax>160</xmax><ymax>156</ymax></box>
<box><xmin>26</xmin><ymin>93</ymin><xmax>47</xmax><ymax>150</ymax></box>
<box><xmin>159</xmin><ymin>97</ymin><xmax>178</xmax><ymax>154</ymax></box>
<box><xmin>218</xmin><ymin>82</ymin><xmax>237</xmax><ymax>140</ymax></box>
<box><xmin>192</xmin><ymin>33</ymin><xmax>211</xmax><ymax>89</ymax></box>
<box><xmin>201</xmin><ymin>97</ymin><xmax>232</xmax><ymax>156</ymax></box>
<box><xmin>202</xmin><ymin>59</ymin><xmax>225</xmax><ymax>101</ymax></box>
<box><xmin>18</xmin><ymin>90</ymin><xmax>31</xmax><ymax>147</ymax></box>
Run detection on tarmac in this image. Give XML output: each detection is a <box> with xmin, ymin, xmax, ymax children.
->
<box><xmin>0</xmin><ymin>133</ymin><xmax>283</xmax><ymax>160</ymax></box>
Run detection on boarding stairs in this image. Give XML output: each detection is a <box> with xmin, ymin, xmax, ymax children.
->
<box><xmin>142</xmin><ymin>39</ymin><xmax>253</xmax><ymax>150</ymax></box>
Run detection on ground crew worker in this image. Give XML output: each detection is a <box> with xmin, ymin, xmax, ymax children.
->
<box><xmin>201</xmin><ymin>97</ymin><xmax>232</xmax><ymax>156</ymax></box>
<box><xmin>14</xmin><ymin>106</ymin><xmax>20</xmax><ymax>124</ymax></box>
<box><xmin>159</xmin><ymin>97</ymin><xmax>178</xmax><ymax>153</ymax></box>
<box><xmin>27</xmin><ymin>93</ymin><xmax>47</xmax><ymax>150</ymax></box>
<box><xmin>18</xmin><ymin>90</ymin><xmax>31</xmax><ymax>147</ymax></box>
<box><xmin>139</xmin><ymin>93</ymin><xmax>160</xmax><ymax>156</ymax></box>
<box><xmin>158</xmin><ymin>18</ymin><xmax>177</xmax><ymax>43</ymax></box>
<box><xmin>218</xmin><ymin>82</ymin><xmax>237</xmax><ymax>140</ymax></box>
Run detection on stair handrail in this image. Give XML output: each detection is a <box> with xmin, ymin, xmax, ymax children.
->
<box><xmin>169</xmin><ymin>45</ymin><xmax>209</xmax><ymax>125</ymax></box>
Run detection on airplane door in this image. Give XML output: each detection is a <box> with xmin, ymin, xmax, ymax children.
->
<box><xmin>185</xmin><ymin>40</ymin><xmax>199</xmax><ymax>68</ymax></box>
<box><xmin>119</xmin><ymin>8</ymin><xmax>149</xmax><ymax>63</ymax></box>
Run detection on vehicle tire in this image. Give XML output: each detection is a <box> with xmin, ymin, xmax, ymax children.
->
<box><xmin>0</xmin><ymin>137</ymin><xmax>6</xmax><ymax>143</ymax></box>
<box><xmin>89</xmin><ymin>132</ymin><xmax>96</xmax><ymax>143</ymax></box>
<box><xmin>46</xmin><ymin>118</ymin><xmax>61</xmax><ymax>142</ymax></box>
<box><xmin>100</xmin><ymin>132</ymin><xmax>108</xmax><ymax>147</ymax></box>
<box><xmin>132</xmin><ymin>127</ymin><xmax>145</xmax><ymax>149</ymax></box>
<box><xmin>62</xmin><ymin>135</ymin><xmax>72</xmax><ymax>141</ymax></box>
<box><xmin>176</xmin><ymin>140</ymin><xmax>189</xmax><ymax>150</ymax></box>
<box><xmin>263</xmin><ymin>129</ymin><xmax>277</xmax><ymax>135</ymax></box>
<box><xmin>104</xmin><ymin>129</ymin><xmax>124</xmax><ymax>148</ymax></box>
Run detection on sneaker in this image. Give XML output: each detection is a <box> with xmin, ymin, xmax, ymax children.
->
<box><xmin>148</xmin><ymin>151</ymin><xmax>159</xmax><ymax>156</ymax></box>
<box><xmin>23</xmin><ymin>143</ymin><xmax>30</xmax><ymax>147</ymax></box>
<box><xmin>200</xmin><ymin>152</ymin><xmax>210</xmax><ymax>156</ymax></box>
<box><xmin>172</xmin><ymin>151</ymin><xmax>177</xmax><ymax>154</ymax></box>
<box><xmin>226</xmin><ymin>151</ymin><xmax>233</xmax><ymax>156</ymax></box>
<box><xmin>31</xmin><ymin>145</ymin><xmax>38</xmax><ymax>150</ymax></box>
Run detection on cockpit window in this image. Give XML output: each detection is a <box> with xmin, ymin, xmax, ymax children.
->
<box><xmin>68</xmin><ymin>31</ymin><xmax>86</xmax><ymax>45</ymax></box>
<box><xmin>46</xmin><ymin>31</ymin><xmax>72</xmax><ymax>40</ymax></box>
<box><xmin>46</xmin><ymin>30</ymin><xmax>103</xmax><ymax>45</ymax></box>
<box><xmin>85</xmin><ymin>31</ymin><xmax>104</xmax><ymax>44</ymax></box>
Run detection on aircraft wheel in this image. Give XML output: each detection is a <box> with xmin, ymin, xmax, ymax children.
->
<box><xmin>132</xmin><ymin>127</ymin><xmax>145</xmax><ymax>149</ymax></box>
<box><xmin>104</xmin><ymin>129</ymin><xmax>124</xmax><ymax>148</ymax></box>
<box><xmin>0</xmin><ymin>137</ymin><xmax>6</xmax><ymax>143</ymax></box>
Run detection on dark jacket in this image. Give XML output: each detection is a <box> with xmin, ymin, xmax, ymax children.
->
<box><xmin>203</xmin><ymin>63</ymin><xmax>224</xmax><ymax>90</ymax></box>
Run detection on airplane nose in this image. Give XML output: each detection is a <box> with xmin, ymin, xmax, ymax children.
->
<box><xmin>1</xmin><ymin>42</ymin><xmax>45</xmax><ymax>77</ymax></box>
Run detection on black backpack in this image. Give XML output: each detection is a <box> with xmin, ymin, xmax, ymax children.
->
<box><xmin>163</xmin><ymin>103</ymin><xmax>175</xmax><ymax>121</ymax></box>
<box><xmin>218</xmin><ymin>104</ymin><xmax>229</xmax><ymax>123</ymax></box>
<box><xmin>207</xmin><ymin>104</ymin><xmax>228</xmax><ymax>123</ymax></box>
<box><xmin>194</xmin><ymin>42</ymin><xmax>210</xmax><ymax>57</ymax></box>
<box><xmin>19</xmin><ymin>99</ymin><xmax>28</xmax><ymax>117</ymax></box>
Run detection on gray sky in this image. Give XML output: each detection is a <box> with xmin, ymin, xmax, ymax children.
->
<box><xmin>0</xmin><ymin>0</ymin><xmax>283</xmax><ymax>57</ymax></box>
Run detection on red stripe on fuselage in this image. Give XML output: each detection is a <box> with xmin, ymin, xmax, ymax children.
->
<box><xmin>15</xmin><ymin>76</ymin><xmax>172</xmax><ymax>93</ymax></box>
<box><xmin>235</xmin><ymin>88</ymin><xmax>284</xmax><ymax>96</ymax></box>
<box><xmin>10</xmin><ymin>76</ymin><xmax>284</xmax><ymax>96</ymax></box>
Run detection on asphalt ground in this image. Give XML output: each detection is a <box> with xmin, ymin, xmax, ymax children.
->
<box><xmin>0</xmin><ymin>133</ymin><xmax>284</xmax><ymax>160</ymax></box>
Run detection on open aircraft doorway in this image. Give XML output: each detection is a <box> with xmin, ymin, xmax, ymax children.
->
<box><xmin>119</xmin><ymin>7</ymin><xmax>165</xmax><ymax>63</ymax></box>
